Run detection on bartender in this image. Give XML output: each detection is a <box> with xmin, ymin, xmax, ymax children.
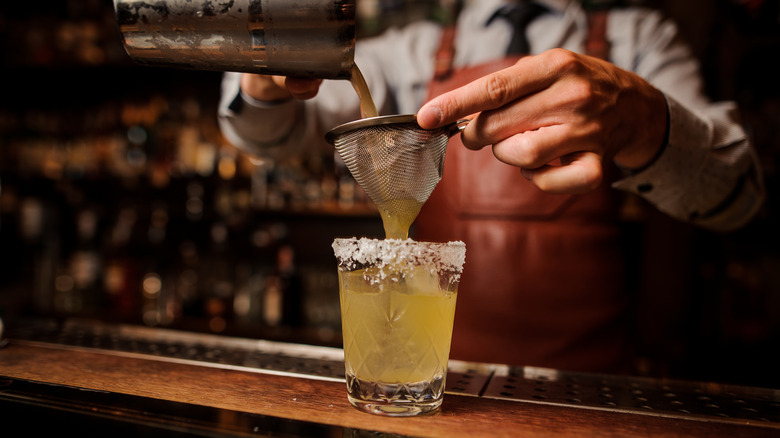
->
<box><xmin>217</xmin><ymin>0</ymin><xmax>764</xmax><ymax>373</ymax></box>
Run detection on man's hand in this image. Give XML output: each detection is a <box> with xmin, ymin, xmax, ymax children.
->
<box><xmin>240</xmin><ymin>74</ymin><xmax>323</xmax><ymax>101</ymax></box>
<box><xmin>417</xmin><ymin>48</ymin><xmax>668</xmax><ymax>194</ymax></box>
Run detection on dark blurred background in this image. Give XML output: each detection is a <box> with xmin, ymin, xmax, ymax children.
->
<box><xmin>1</xmin><ymin>0</ymin><xmax>778</xmax><ymax>389</ymax></box>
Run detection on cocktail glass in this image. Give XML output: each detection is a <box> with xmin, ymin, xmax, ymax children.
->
<box><xmin>332</xmin><ymin>237</ymin><xmax>466</xmax><ymax>416</ymax></box>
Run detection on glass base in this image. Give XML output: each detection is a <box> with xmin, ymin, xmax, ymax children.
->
<box><xmin>347</xmin><ymin>395</ymin><xmax>442</xmax><ymax>417</ymax></box>
<box><xmin>345</xmin><ymin>374</ymin><xmax>445</xmax><ymax>416</ymax></box>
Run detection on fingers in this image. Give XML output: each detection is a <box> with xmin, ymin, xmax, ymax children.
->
<box><xmin>418</xmin><ymin>71</ymin><xmax>519</xmax><ymax>128</ymax></box>
<box><xmin>519</xmin><ymin>151</ymin><xmax>603</xmax><ymax>194</ymax></box>
<box><xmin>285</xmin><ymin>77</ymin><xmax>323</xmax><ymax>100</ymax></box>
<box><xmin>418</xmin><ymin>56</ymin><xmax>550</xmax><ymax>129</ymax></box>
<box><xmin>459</xmin><ymin>93</ymin><xmax>548</xmax><ymax>151</ymax></box>
<box><xmin>241</xmin><ymin>74</ymin><xmax>290</xmax><ymax>101</ymax></box>
<box><xmin>240</xmin><ymin>74</ymin><xmax>322</xmax><ymax>101</ymax></box>
<box><xmin>487</xmin><ymin>122</ymin><xmax>605</xmax><ymax>193</ymax></box>
<box><xmin>490</xmin><ymin>123</ymin><xmax>571</xmax><ymax>168</ymax></box>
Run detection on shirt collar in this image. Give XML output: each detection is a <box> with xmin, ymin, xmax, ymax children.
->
<box><xmin>470</xmin><ymin>0</ymin><xmax>572</xmax><ymax>26</ymax></box>
<box><xmin>531</xmin><ymin>0</ymin><xmax>571</xmax><ymax>13</ymax></box>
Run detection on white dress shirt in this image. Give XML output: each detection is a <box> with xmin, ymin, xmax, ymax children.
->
<box><xmin>218</xmin><ymin>0</ymin><xmax>764</xmax><ymax>232</ymax></box>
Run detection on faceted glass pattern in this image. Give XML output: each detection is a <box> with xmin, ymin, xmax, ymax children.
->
<box><xmin>334</xmin><ymin>239</ymin><xmax>465</xmax><ymax>417</ymax></box>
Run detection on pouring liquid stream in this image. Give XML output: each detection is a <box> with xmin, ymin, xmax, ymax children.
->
<box><xmin>350</xmin><ymin>65</ymin><xmax>378</xmax><ymax>119</ymax></box>
<box><xmin>349</xmin><ymin>64</ymin><xmax>422</xmax><ymax>240</ymax></box>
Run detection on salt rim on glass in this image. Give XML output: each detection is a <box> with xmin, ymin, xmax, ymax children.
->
<box><xmin>332</xmin><ymin>238</ymin><xmax>466</xmax><ymax>283</ymax></box>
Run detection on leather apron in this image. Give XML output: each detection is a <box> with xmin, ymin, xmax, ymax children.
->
<box><xmin>414</xmin><ymin>12</ymin><xmax>633</xmax><ymax>373</ymax></box>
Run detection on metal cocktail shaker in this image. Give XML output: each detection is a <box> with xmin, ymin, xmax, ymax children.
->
<box><xmin>113</xmin><ymin>0</ymin><xmax>356</xmax><ymax>79</ymax></box>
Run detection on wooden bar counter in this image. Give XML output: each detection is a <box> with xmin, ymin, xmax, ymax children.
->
<box><xmin>1</xmin><ymin>319</ymin><xmax>778</xmax><ymax>437</ymax></box>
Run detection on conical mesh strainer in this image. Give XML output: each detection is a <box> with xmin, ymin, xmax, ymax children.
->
<box><xmin>325</xmin><ymin>115</ymin><xmax>466</xmax><ymax>223</ymax></box>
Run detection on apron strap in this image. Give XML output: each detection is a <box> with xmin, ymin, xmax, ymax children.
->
<box><xmin>585</xmin><ymin>10</ymin><xmax>610</xmax><ymax>61</ymax></box>
<box><xmin>433</xmin><ymin>25</ymin><xmax>457</xmax><ymax>80</ymax></box>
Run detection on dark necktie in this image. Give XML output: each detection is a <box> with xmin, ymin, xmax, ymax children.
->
<box><xmin>493</xmin><ymin>2</ymin><xmax>548</xmax><ymax>55</ymax></box>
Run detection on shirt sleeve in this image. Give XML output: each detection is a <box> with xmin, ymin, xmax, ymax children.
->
<box><xmin>611</xmin><ymin>95</ymin><xmax>765</xmax><ymax>232</ymax></box>
<box><xmin>607</xmin><ymin>8</ymin><xmax>765</xmax><ymax>232</ymax></box>
<box><xmin>217</xmin><ymin>71</ymin><xmax>316</xmax><ymax>163</ymax></box>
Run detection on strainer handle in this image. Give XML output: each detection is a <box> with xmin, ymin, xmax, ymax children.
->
<box><xmin>448</xmin><ymin>118</ymin><xmax>471</xmax><ymax>137</ymax></box>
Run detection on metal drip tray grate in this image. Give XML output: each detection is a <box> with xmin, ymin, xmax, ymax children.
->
<box><xmin>7</xmin><ymin>318</ymin><xmax>780</xmax><ymax>426</ymax></box>
<box><xmin>8</xmin><ymin>318</ymin><xmax>347</xmax><ymax>382</ymax></box>
<box><xmin>447</xmin><ymin>365</ymin><xmax>780</xmax><ymax>425</ymax></box>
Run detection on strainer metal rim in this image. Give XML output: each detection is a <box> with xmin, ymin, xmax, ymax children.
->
<box><xmin>324</xmin><ymin>114</ymin><xmax>419</xmax><ymax>145</ymax></box>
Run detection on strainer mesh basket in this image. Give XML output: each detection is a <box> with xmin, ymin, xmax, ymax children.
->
<box><xmin>327</xmin><ymin>117</ymin><xmax>451</xmax><ymax>215</ymax></box>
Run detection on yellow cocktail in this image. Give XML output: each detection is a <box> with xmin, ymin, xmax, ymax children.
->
<box><xmin>333</xmin><ymin>238</ymin><xmax>466</xmax><ymax>416</ymax></box>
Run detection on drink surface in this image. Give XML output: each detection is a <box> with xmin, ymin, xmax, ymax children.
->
<box><xmin>339</xmin><ymin>267</ymin><xmax>457</xmax><ymax>384</ymax></box>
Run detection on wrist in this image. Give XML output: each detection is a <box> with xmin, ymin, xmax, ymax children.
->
<box><xmin>613</xmin><ymin>90</ymin><xmax>670</xmax><ymax>172</ymax></box>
